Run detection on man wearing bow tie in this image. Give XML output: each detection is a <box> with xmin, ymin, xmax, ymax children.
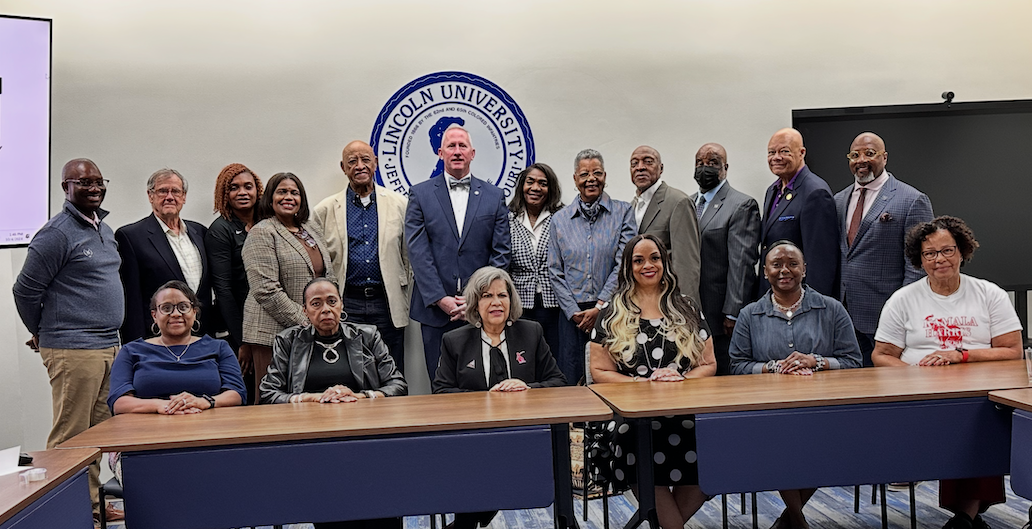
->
<box><xmin>834</xmin><ymin>132</ymin><xmax>932</xmax><ymax>365</ymax></box>
<box><xmin>405</xmin><ymin>125</ymin><xmax>511</xmax><ymax>380</ymax></box>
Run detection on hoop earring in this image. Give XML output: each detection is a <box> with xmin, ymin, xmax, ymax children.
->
<box><xmin>191</xmin><ymin>320</ymin><xmax>201</xmax><ymax>333</ymax></box>
<box><xmin>340</xmin><ymin>310</ymin><xmax>349</xmax><ymax>322</ymax></box>
<box><xmin>150</xmin><ymin>323</ymin><xmax>160</xmax><ymax>336</ymax></box>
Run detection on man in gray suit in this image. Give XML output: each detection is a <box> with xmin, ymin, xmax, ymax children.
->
<box><xmin>690</xmin><ymin>143</ymin><xmax>761</xmax><ymax>375</ymax></box>
<box><xmin>835</xmin><ymin>132</ymin><xmax>933</xmax><ymax>366</ymax></box>
<box><xmin>630</xmin><ymin>145</ymin><xmax>702</xmax><ymax>305</ymax></box>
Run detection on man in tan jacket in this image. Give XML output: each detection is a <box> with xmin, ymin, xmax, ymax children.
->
<box><xmin>313</xmin><ymin>141</ymin><xmax>412</xmax><ymax>373</ymax></box>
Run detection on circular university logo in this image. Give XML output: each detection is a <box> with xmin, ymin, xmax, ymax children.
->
<box><xmin>370</xmin><ymin>71</ymin><xmax>535</xmax><ymax>197</ymax></box>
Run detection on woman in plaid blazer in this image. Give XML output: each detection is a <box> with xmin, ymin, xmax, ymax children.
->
<box><xmin>242</xmin><ymin>172</ymin><xmax>335</xmax><ymax>403</ymax></box>
<box><xmin>508</xmin><ymin>163</ymin><xmax>565</xmax><ymax>353</ymax></box>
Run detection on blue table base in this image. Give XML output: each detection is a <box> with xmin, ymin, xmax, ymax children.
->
<box><xmin>1</xmin><ymin>469</ymin><xmax>92</xmax><ymax>529</ymax></box>
<box><xmin>121</xmin><ymin>426</ymin><xmax>567</xmax><ymax>529</ymax></box>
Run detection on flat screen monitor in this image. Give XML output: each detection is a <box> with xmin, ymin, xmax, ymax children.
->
<box><xmin>0</xmin><ymin>14</ymin><xmax>51</xmax><ymax>247</ymax></box>
<box><xmin>794</xmin><ymin>98</ymin><xmax>1032</xmax><ymax>290</ymax></box>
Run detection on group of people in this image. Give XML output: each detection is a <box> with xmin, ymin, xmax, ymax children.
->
<box><xmin>12</xmin><ymin>123</ymin><xmax>1023</xmax><ymax>529</ymax></box>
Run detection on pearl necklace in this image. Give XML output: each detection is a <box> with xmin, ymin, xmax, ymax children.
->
<box><xmin>315</xmin><ymin>338</ymin><xmax>344</xmax><ymax>364</ymax></box>
<box><xmin>159</xmin><ymin>336</ymin><xmax>192</xmax><ymax>362</ymax></box>
<box><xmin>772</xmin><ymin>288</ymin><xmax>805</xmax><ymax>319</ymax></box>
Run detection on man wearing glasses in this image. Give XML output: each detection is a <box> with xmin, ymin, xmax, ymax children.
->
<box><xmin>13</xmin><ymin>158</ymin><xmax>125</xmax><ymax>523</ymax></box>
<box><xmin>115</xmin><ymin>168</ymin><xmax>211</xmax><ymax>343</ymax></box>
<box><xmin>834</xmin><ymin>132</ymin><xmax>933</xmax><ymax>365</ymax></box>
<box><xmin>760</xmin><ymin>128</ymin><xmax>839</xmax><ymax>298</ymax></box>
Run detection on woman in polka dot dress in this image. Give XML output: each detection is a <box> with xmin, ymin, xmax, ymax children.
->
<box><xmin>589</xmin><ymin>234</ymin><xmax>717</xmax><ymax>529</ymax></box>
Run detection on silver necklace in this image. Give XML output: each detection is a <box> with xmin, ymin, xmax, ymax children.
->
<box><xmin>315</xmin><ymin>338</ymin><xmax>344</xmax><ymax>364</ymax></box>
<box><xmin>159</xmin><ymin>336</ymin><xmax>191</xmax><ymax>362</ymax></box>
<box><xmin>772</xmin><ymin>288</ymin><xmax>805</xmax><ymax>319</ymax></box>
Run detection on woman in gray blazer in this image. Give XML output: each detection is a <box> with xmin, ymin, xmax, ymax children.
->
<box><xmin>242</xmin><ymin>172</ymin><xmax>335</xmax><ymax>404</ymax></box>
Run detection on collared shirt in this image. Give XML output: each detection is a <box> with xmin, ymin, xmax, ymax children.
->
<box><xmin>632</xmin><ymin>178</ymin><xmax>663</xmax><ymax>228</ymax></box>
<box><xmin>548</xmin><ymin>194</ymin><xmax>637</xmax><ymax>319</ymax></box>
<box><xmin>696</xmin><ymin>179</ymin><xmax>727</xmax><ymax>217</ymax></box>
<box><xmin>345</xmin><ymin>187</ymin><xmax>384</xmax><ymax>288</ymax></box>
<box><xmin>154</xmin><ymin>214</ymin><xmax>202</xmax><ymax>292</ymax></box>
<box><xmin>768</xmin><ymin>167</ymin><xmax>805</xmax><ymax>215</ymax></box>
<box><xmin>74</xmin><ymin>208</ymin><xmax>101</xmax><ymax>231</ymax></box>
<box><xmin>844</xmin><ymin>170</ymin><xmax>889</xmax><ymax>231</ymax></box>
<box><xmin>518</xmin><ymin>209</ymin><xmax>552</xmax><ymax>255</ymax></box>
<box><xmin>446</xmin><ymin>173</ymin><xmax>471</xmax><ymax>235</ymax></box>
<box><xmin>480</xmin><ymin>330</ymin><xmax>512</xmax><ymax>386</ymax></box>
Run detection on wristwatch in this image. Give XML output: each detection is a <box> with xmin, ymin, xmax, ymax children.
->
<box><xmin>202</xmin><ymin>394</ymin><xmax>216</xmax><ymax>409</ymax></box>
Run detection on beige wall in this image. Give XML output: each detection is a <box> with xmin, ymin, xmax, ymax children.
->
<box><xmin>2</xmin><ymin>0</ymin><xmax>1030</xmax><ymax>449</ymax></box>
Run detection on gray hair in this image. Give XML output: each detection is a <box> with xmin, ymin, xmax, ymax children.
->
<box><xmin>462</xmin><ymin>266</ymin><xmax>523</xmax><ymax>325</ymax></box>
<box><xmin>574</xmin><ymin>149</ymin><xmax>604</xmax><ymax>172</ymax></box>
<box><xmin>443</xmin><ymin>124</ymin><xmax>473</xmax><ymax>148</ymax></box>
<box><xmin>146</xmin><ymin>168</ymin><xmax>189</xmax><ymax>194</ymax></box>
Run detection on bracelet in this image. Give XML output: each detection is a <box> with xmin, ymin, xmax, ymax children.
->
<box><xmin>811</xmin><ymin>354</ymin><xmax>826</xmax><ymax>372</ymax></box>
<box><xmin>957</xmin><ymin>347</ymin><xmax>969</xmax><ymax>363</ymax></box>
<box><xmin>202</xmin><ymin>394</ymin><xmax>216</xmax><ymax>409</ymax></box>
<box><xmin>765</xmin><ymin>359</ymin><xmax>782</xmax><ymax>374</ymax></box>
<box><xmin>363</xmin><ymin>390</ymin><xmax>377</xmax><ymax>399</ymax></box>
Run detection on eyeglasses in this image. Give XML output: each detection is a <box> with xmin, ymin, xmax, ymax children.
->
<box><xmin>576</xmin><ymin>170</ymin><xmax>605</xmax><ymax>179</ymax></box>
<box><xmin>150</xmin><ymin>187</ymin><xmax>185</xmax><ymax>198</ymax></box>
<box><xmin>921</xmin><ymin>245</ymin><xmax>957</xmax><ymax>261</ymax></box>
<box><xmin>156</xmin><ymin>302</ymin><xmax>195</xmax><ymax>315</ymax></box>
<box><xmin>767</xmin><ymin>148</ymin><xmax>793</xmax><ymax>158</ymax></box>
<box><xmin>846</xmin><ymin>149</ymin><xmax>886</xmax><ymax>161</ymax></box>
<box><xmin>68</xmin><ymin>178</ymin><xmax>109</xmax><ymax>188</ymax></box>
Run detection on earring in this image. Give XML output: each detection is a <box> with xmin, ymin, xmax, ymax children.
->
<box><xmin>191</xmin><ymin>320</ymin><xmax>201</xmax><ymax>333</ymax></box>
<box><xmin>474</xmin><ymin>321</ymin><xmax>482</xmax><ymax>329</ymax></box>
<box><xmin>150</xmin><ymin>323</ymin><xmax>160</xmax><ymax>336</ymax></box>
<box><xmin>340</xmin><ymin>310</ymin><xmax>349</xmax><ymax>322</ymax></box>
<box><xmin>506</xmin><ymin>320</ymin><xmax>513</xmax><ymax>327</ymax></box>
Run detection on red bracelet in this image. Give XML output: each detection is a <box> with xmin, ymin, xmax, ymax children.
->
<box><xmin>957</xmin><ymin>347</ymin><xmax>969</xmax><ymax>363</ymax></box>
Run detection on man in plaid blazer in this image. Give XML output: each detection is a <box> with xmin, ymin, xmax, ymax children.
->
<box><xmin>835</xmin><ymin>132</ymin><xmax>933</xmax><ymax>365</ymax></box>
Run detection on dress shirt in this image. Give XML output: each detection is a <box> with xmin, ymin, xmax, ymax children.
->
<box><xmin>446</xmin><ymin>174</ymin><xmax>471</xmax><ymax>235</ymax></box>
<box><xmin>767</xmin><ymin>168</ymin><xmax>803</xmax><ymax>216</ymax></box>
<box><xmin>696</xmin><ymin>179</ymin><xmax>727</xmax><ymax>218</ymax></box>
<box><xmin>345</xmin><ymin>187</ymin><xmax>384</xmax><ymax>288</ymax></box>
<box><xmin>844</xmin><ymin>170</ymin><xmax>888</xmax><ymax>231</ymax></box>
<box><xmin>480</xmin><ymin>329</ymin><xmax>512</xmax><ymax>386</ymax></box>
<box><xmin>155</xmin><ymin>214</ymin><xmax>203</xmax><ymax>292</ymax></box>
<box><xmin>519</xmin><ymin>210</ymin><xmax>551</xmax><ymax>254</ymax></box>
<box><xmin>632</xmin><ymin>178</ymin><xmax>663</xmax><ymax>228</ymax></box>
<box><xmin>549</xmin><ymin>194</ymin><xmax>636</xmax><ymax>319</ymax></box>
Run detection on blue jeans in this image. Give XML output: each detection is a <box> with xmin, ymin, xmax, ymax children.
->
<box><xmin>557</xmin><ymin>303</ymin><xmax>593</xmax><ymax>385</ymax></box>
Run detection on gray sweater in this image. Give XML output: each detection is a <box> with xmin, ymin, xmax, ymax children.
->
<box><xmin>14</xmin><ymin>201</ymin><xmax>124</xmax><ymax>349</ymax></box>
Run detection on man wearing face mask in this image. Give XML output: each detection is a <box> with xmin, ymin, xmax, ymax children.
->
<box><xmin>690</xmin><ymin>143</ymin><xmax>761</xmax><ymax>375</ymax></box>
<box><xmin>629</xmin><ymin>145</ymin><xmax>701</xmax><ymax>305</ymax></box>
<box><xmin>833</xmin><ymin>132</ymin><xmax>932</xmax><ymax>366</ymax></box>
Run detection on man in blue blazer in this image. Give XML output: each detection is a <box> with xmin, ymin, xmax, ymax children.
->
<box><xmin>116</xmin><ymin>168</ymin><xmax>211</xmax><ymax>343</ymax></box>
<box><xmin>761</xmin><ymin>128</ymin><xmax>839</xmax><ymax>298</ymax></box>
<box><xmin>835</xmin><ymin>132</ymin><xmax>933</xmax><ymax>365</ymax></box>
<box><xmin>405</xmin><ymin>125</ymin><xmax>511</xmax><ymax>379</ymax></box>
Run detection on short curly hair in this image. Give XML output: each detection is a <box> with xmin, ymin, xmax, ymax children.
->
<box><xmin>213</xmin><ymin>163</ymin><xmax>263</xmax><ymax>220</ymax></box>
<box><xmin>905</xmin><ymin>215</ymin><xmax>980</xmax><ymax>268</ymax></box>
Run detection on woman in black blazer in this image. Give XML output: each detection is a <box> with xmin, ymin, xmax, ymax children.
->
<box><xmin>432</xmin><ymin>266</ymin><xmax>566</xmax><ymax>529</ymax></box>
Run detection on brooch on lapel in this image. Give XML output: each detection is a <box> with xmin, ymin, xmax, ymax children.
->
<box><xmin>879</xmin><ymin>212</ymin><xmax>894</xmax><ymax>222</ymax></box>
<box><xmin>466</xmin><ymin>360</ymin><xmax>476</xmax><ymax>369</ymax></box>
<box><xmin>785</xmin><ymin>193</ymin><xmax>793</xmax><ymax>201</ymax></box>
<box><xmin>516</xmin><ymin>351</ymin><xmax>527</xmax><ymax>364</ymax></box>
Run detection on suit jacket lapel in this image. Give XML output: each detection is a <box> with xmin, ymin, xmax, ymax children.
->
<box><xmin>145</xmin><ymin>215</ymin><xmax>186</xmax><ymax>280</ymax></box>
<box><xmin>273</xmin><ymin>219</ymin><xmax>315</xmax><ymax>274</ymax></box>
<box><xmin>333</xmin><ymin>192</ymin><xmax>349</xmax><ymax>266</ymax></box>
<box><xmin>639</xmin><ymin>183</ymin><xmax>666</xmax><ymax>232</ymax></box>
<box><xmin>432</xmin><ymin>177</ymin><xmax>461</xmax><ymax>242</ymax></box>
<box><xmin>465</xmin><ymin>327</ymin><xmax>489</xmax><ymax>390</ymax></box>
<box><xmin>761</xmin><ymin>184</ymin><xmax>778</xmax><ymax>240</ymax></box>
<box><xmin>505</xmin><ymin>328</ymin><xmax>532</xmax><ymax>382</ymax></box>
<box><xmin>699</xmin><ymin>184</ymin><xmax>729</xmax><ymax>230</ymax></box>
<box><xmin>851</xmin><ymin>175</ymin><xmax>898</xmax><ymax>254</ymax></box>
<box><xmin>343</xmin><ymin>329</ymin><xmax>369</xmax><ymax>390</ymax></box>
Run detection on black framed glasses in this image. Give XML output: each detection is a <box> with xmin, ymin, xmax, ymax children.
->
<box><xmin>921</xmin><ymin>245</ymin><xmax>957</xmax><ymax>261</ymax></box>
<box><xmin>156</xmin><ymin>302</ymin><xmax>195</xmax><ymax>315</ymax></box>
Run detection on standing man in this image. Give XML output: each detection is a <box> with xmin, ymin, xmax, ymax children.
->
<box><xmin>835</xmin><ymin>132</ymin><xmax>933</xmax><ymax>365</ymax></box>
<box><xmin>761</xmin><ymin>128</ymin><xmax>840</xmax><ymax>297</ymax></box>
<box><xmin>629</xmin><ymin>145</ymin><xmax>702</xmax><ymax>305</ymax></box>
<box><xmin>116</xmin><ymin>168</ymin><xmax>211</xmax><ymax>343</ymax></box>
<box><xmin>690</xmin><ymin>143</ymin><xmax>761</xmax><ymax>375</ymax></box>
<box><xmin>405</xmin><ymin>125</ymin><xmax>511</xmax><ymax>379</ymax></box>
<box><xmin>13</xmin><ymin>159</ymin><xmax>124</xmax><ymax>522</ymax></box>
<box><xmin>313</xmin><ymin>140</ymin><xmax>411</xmax><ymax>373</ymax></box>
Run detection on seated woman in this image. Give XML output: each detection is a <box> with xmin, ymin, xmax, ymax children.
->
<box><xmin>728</xmin><ymin>240</ymin><xmax>861</xmax><ymax>529</ymax></box>
<box><xmin>260</xmin><ymin>277</ymin><xmax>406</xmax><ymax>529</ymax></box>
<box><xmin>432</xmin><ymin>266</ymin><xmax>566</xmax><ymax>528</ymax></box>
<box><xmin>589</xmin><ymin>234</ymin><xmax>717</xmax><ymax>529</ymax></box>
<box><xmin>872</xmin><ymin>216</ymin><xmax>1022</xmax><ymax>529</ymax></box>
<box><xmin>108</xmin><ymin>281</ymin><xmax>246</xmax><ymax>480</ymax></box>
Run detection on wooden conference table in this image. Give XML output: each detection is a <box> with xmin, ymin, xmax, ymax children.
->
<box><xmin>0</xmin><ymin>448</ymin><xmax>99</xmax><ymax>529</ymax></box>
<box><xmin>590</xmin><ymin>360</ymin><xmax>1029</xmax><ymax>529</ymax></box>
<box><xmin>61</xmin><ymin>386</ymin><xmax>611</xmax><ymax>529</ymax></box>
<box><xmin>988</xmin><ymin>386</ymin><xmax>1032</xmax><ymax>522</ymax></box>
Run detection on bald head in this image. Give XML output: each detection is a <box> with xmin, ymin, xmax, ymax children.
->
<box><xmin>341</xmin><ymin>140</ymin><xmax>377</xmax><ymax>194</ymax></box>
<box><xmin>848</xmin><ymin>132</ymin><xmax>888</xmax><ymax>184</ymax></box>
<box><xmin>62</xmin><ymin>158</ymin><xmax>98</xmax><ymax>181</ymax></box>
<box><xmin>767</xmin><ymin>128</ymin><xmax>806</xmax><ymax>180</ymax></box>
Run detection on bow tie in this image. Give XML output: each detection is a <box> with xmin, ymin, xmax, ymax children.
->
<box><xmin>448</xmin><ymin>177</ymin><xmax>471</xmax><ymax>190</ymax></box>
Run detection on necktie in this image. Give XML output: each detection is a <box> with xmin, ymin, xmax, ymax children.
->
<box><xmin>449</xmin><ymin>177</ymin><xmax>470</xmax><ymax>190</ymax></box>
<box><xmin>485</xmin><ymin>338</ymin><xmax>508</xmax><ymax>386</ymax></box>
<box><xmin>847</xmin><ymin>187</ymin><xmax>868</xmax><ymax>247</ymax></box>
<box><xmin>696</xmin><ymin>195</ymin><xmax>707</xmax><ymax>220</ymax></box>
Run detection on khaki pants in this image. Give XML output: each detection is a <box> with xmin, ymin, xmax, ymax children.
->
<box><xmin>40</xmin><ymin>346</ymin><xmax>118</xmax><ymax>518</ymax></box>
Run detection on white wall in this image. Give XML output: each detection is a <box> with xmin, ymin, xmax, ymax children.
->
<box><xmin>2</xmin><ymin>0</ymin><xmax>1030</xmax><ymax>450</ymax></box>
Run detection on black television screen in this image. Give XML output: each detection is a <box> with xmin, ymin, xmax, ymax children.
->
<box><xmin>794</xmin><ymin>99</ymin><xmax>1032</xmax><ymax>290</ymax></box>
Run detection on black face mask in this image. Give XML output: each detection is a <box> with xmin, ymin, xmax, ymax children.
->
<box><xmin>694</xmin><ymin>165</ymin><xmax>722</xmax><ymax>191</ymax></box>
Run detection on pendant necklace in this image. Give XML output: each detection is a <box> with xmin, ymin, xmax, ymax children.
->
<box><xmin>160</xmin><ymin>337</ymin><xmax>191</xmax><ymax>362</ymax></box>
<box><xmin>316</xmin><ymin>338</ymin><xmax>344</xmax><ymax>364</ymax></box>
<box><xmin>772</xmin><ymin>288</ymin><xmax>805</xmax><ymax>319</ymax></box>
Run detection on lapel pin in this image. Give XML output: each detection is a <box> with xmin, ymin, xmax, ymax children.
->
<box><xmin>516</xmin><ymin>351</ymin><xmax>527</xmax><ymax>364</ymax></box>
<box><xmin>713</xmin><ymin>204</ymin><xmax>721</xmax><ymax>210</ymax></box>
<box><xmin>467</xmin><ymin>360</ymin><xmax>476</xmax><ymax>369</ymax></box>
<box><xmin>785</xmin><ymin>193</ymin><xmax>793</xmax><ymax>201</ymax></box>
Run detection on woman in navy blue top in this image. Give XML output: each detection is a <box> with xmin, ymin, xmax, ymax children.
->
<box><xmin>109</xmin><ymin>280</ymin><xmax>245</xmax><ymax>414</ymax></box>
